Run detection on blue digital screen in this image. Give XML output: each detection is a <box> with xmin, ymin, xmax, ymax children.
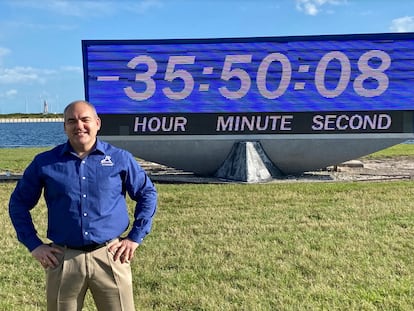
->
<box><xmin>83</xmin><ymin>33</ymin><xmax>414</xmax><ymax>114</ymax></box>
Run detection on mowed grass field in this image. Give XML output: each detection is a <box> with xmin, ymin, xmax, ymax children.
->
<box><xmin>1</xmin><ymin>145</ymin><xmax>414</xmax><ymax>310</ymax></box>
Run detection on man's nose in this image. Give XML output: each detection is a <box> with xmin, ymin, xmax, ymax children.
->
<box><xmin>74</xmin><ymin>120</ymin><xmax>85</xmax><ymax>128</ymax></box>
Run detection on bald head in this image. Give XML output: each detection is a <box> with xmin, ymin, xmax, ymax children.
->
<box><xmin>64</xmin><ymin>100</ymin><xmax>98</xmax><ymax>122</ymax></box>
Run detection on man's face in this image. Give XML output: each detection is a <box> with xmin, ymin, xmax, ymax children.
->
<box><xmin>64</xmin><ymin>102</ymin><xmax>101</xmax><ymax>152</ymax></box>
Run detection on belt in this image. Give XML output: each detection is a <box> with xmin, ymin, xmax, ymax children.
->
<box><xmin>62</xmin><ymin>238</ymin><xmax>117</xmax><ymax>252</ymax></box>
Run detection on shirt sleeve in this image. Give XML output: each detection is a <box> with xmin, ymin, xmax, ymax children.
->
<box><xmin>124</xmin><ymin>153</ymin><xmax>158</xmax><ymax>244</ymax></box>
<box><xmin>9</xmin><ymin>158</ymin><xmax>44</xmax><ymax>252</ymax></box>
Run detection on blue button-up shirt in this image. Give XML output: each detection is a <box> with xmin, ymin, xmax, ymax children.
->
<box><xmin>9</xmin><ymin>139</ymin><xmax>157</xmax><ymax>252</ymax></box>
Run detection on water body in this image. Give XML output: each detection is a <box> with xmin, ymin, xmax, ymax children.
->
<box><xmin>0</xmin><ymin>122</ymin><xmax>66</xmax><ymax>148</ymax></box>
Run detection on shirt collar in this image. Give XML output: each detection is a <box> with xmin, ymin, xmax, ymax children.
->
<box><xmin>60</xmin><ymin>138</ymin><xmax>106</xmax><ymax>157</ymax></box>
<box><xmin>94</xmin><ymin>139</ymin><xmax>106</xmax><ymax>154</ymax></box>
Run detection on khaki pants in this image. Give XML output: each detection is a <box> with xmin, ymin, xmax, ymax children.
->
<box><xmin>46</xmin><ymin>240</ymin><xmax>135</xmax><ymax>311</ymax></box>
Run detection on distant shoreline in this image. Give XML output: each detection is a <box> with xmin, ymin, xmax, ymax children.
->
<box><xmin>0</xmin><ymin>113</ymin><xmax>63</xmax><ymax>123</ymax></box>
<box><xmin>0</xmin><ymin>113</ymin><xmax>63</xmax><ymax>118</ymax></box>
<box><xmin>0</xmin><ymin>118</ymin><xmax>63</xmax><ymax>123</ymax></box>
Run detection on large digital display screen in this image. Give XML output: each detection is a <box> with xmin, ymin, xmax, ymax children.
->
<box><xmin>82</xmin><ymin>33</ymin><xmax>414</xmax><ymax>135</ymax></box>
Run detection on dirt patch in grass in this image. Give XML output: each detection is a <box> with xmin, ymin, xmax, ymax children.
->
<box><xmin>2</xmin><ymin>156</ymin><xmax>413</xmax><ymax>183</ymax></box>
<box><xmin>139</xmin><ymin>157</ymin><xmax>414</xmax><ymax>183</ymax></box>
<box><xmin>329</xmin><ymin>157</ymin><xmax>414</xmax><ymax>182</ymax></box>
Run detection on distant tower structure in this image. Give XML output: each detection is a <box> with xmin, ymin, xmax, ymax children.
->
<box><xmin>43</xmin><ymin>100</ymin><xmax>48</xmax><ymax>114</ymax></box>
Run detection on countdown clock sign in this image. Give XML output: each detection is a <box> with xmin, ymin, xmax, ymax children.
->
<box><xmin>82</xmin><ymin>33</ymin><xmax>414</xmax><ymax>176</ymax></box>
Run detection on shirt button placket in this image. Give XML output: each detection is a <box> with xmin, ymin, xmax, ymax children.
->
<box><xmin>80</xmin><ymin>159</ymin><xmax>89</xmax><ymax>241</ymax></box>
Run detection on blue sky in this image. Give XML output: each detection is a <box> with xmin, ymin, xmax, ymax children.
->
<box><xmin>1</xmin><ymin>0</ymin><xmax>414</xmax><ymax>114</ymax></box>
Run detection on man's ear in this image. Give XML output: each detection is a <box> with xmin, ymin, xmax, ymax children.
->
<box><xmin>96</xmin><ymin>117</ymin><xmax>102</xmax><ymax>130</ymax></box>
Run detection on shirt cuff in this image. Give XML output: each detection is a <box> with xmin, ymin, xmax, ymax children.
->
<box><xmin>25</xmin><ymin>236</ymin><xmax>44</xmax><ymax>252</ymax></box>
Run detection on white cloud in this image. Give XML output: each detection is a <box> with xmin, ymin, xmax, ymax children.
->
<box><xmin>0</xmin><ymin>64</ymin><xmax>82</xmax><ymax>86</ymax></box>
<box><xmin>0</xmin><ymin>67</ymin><xmax>56</xmax><ymax>84</ymax></box>
<box><xmin>60</xmin><ymin>66</ymin><xmax>83</xmax><ymax>74</ymax></box>
<box><xmin>0</xmin><ymin>47</ymin><xmax>11</xmax><ymax>65</ymax></box>
<box><xmin>9</xmin><ymin>0</ymin><xmax>114</xmax><ymax>17</ymax></box>
<box><xmin>295</xmin><ymin>0</ymin><xmax>347</xmax><ymax>16</ymax></box>
<box><xmin>128</xmin><ymin>0</ymin><xmax>163</xmax><ymax>14</ymax></box>
<box><xmin>390</xmin><ymin>16</ymin><xmax>414</xmax><ymax>32</ymax></box>
<box><xmin>0</xmin><ymin>47</ymin><xmax>10</xmax><ymax>58</ymax></box>
<box><xmin>0</xmin><ymin>89</ymin><xmax>18</xmax><ymax>98</ymax></box>
<box><xmin>3</xmin><ymin>20</ymin><xmax>77</xmax><ymax>32</ymax></box>
<box><xmin>9</xmin><ymin>0</ymin><xmax>164</xmax><ymax>17</ymax></box>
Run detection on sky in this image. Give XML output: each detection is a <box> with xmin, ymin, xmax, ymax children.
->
<box><xmin>1</xmin><ymin>0</ymin><xmax>414</xmax><ymax>114</ymax></box>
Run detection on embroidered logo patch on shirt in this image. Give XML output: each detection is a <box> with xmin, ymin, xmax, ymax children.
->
<box><xmin>101</xmin><ymin>155</ymin><xmax>114</xmax><ymax>166</ymax></box>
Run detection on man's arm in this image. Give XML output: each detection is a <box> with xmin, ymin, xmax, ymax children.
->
<box><xmin>9</xmin><ymin>160</ymin><xmax>44</xmax><ymax>252</ymax></box>
<box><xmin>108</xmin><ymin>154</ymin><xmax>157</xmax><ymax>263</ymax></box>
<box><xmin>127</xmin><ymin>172</ymin><xmax>158</xmax><ymax>244</ymax></box>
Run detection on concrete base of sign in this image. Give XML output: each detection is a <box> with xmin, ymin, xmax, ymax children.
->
<box><xmin>103</xmin><ymin>134</ymin><xmax>413</xmax><ymax>177</ymax></box>
<box><xmin>214</xmin><ymin>141</ymin><xmax>283</xmax><ymax>182</ymax></box>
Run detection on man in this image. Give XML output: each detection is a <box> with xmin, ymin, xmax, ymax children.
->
<box><xmin>9</xmin><ymin>100</ymin><xmax>157</xmax><ymax>310</ymax></box>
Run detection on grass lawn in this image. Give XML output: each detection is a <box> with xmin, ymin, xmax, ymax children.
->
<box><xmin>1</xmin><ymin>144</ymin><xmax>414</xmax><ymax>310</ymax></box>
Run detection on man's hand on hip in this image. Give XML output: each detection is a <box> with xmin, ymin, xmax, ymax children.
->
<box><xmin>108</xmin><ymin>238</ymin><xmax>139</xmax><ymax>264</ymax></box>
<box><xmin>31</xmin><ymin>244</ymin><xmax>63</xmax><ymax>269</ymax></box>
